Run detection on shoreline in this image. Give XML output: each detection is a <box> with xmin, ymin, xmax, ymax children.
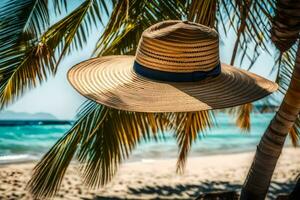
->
<box><xmin>1</xmin><ymin>148</ymin><xmax>300</xmax><ymax>199</ymax></box>
<box><xmin>0</xmin><ymin>149</ymin><xmax>257</xmax><ymax>166</ymax></box>
<box><xmin>0</xmin><ymin>144</ymin><xmax>291</xmax><ymax>166</ymax></box>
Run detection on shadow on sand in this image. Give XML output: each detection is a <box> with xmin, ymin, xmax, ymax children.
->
<box><xmin>92</xmin><ymin>181</ymin><xmax>295</xmax><ymax>200</ymax></box>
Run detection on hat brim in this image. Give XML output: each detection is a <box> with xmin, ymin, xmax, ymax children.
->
<box><xmin>68</xmin><ymin>55</ymin><xmax>278</xmax><ymax>112</ymax></box>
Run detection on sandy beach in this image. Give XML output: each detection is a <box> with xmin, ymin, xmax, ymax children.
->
<box><xmin>0</xmin><ymin>147</ymin><xmax>299</xmax><ymax>200</ymax></box>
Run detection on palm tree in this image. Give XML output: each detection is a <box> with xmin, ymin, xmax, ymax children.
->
<box><xmin>0</xmin><ymin>0</ymin><xmax>294</xmax><ymax>198</ymax></box>
<box><xmin>240</xmin><ymin>0</ymin><xmax>300</xmax><ymax>199</ymax></box>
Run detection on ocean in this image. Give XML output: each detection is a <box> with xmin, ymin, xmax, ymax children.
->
<box><xmin>0</xmin><ymin>113</ymin><xmax>291</xmax><ymax>164</ymax></box>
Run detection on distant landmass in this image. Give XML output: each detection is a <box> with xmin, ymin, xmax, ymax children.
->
<box><xmin>254</xmin><ymin>105</ymin><xmax>278</xmax><ymax>113</ymax></box>
<box><xmin>0</xmin><ymin>111</ymin><xmax>72</xmax><ymax>126</ymax></box>
<box><xmin>0</xmin><ymin>111</ymin><xmax>57</xmax><ymax>120</ymax></box>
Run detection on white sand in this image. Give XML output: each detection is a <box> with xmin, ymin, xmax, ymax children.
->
<box><xmin>1</xmin><ymin>148</ymin><xmax>300</xmax><ymax>199</ymax></box>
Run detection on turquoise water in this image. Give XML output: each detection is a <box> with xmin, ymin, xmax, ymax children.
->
<box><xmin>0</xmin><ymin>113</ymin><xmax>289</xmax><ymax>164</ymax></box>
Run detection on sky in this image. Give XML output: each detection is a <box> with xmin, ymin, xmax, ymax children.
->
<box><xmin>2</xmin><ymin>2</ymin><xmax>277</xmax><ymax>120</ymax></box>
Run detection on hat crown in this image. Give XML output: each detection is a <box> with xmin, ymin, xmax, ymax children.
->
<box><xmin>135</xmin><ymin>20</ymin><xmax>220</xmax><ymax>73</ymax></box>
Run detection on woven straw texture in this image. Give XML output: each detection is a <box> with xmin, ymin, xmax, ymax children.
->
<box><xmin>68</xmin><ymin>55</ymin><xmax>277</xmax><ymax>112</ymax></box>
<box><xmin>68</xmin><ymin>20</ymin><xmax>278</xmax><ymax>112</ymax></box>
<box><xmin>136</xmin><ymin>20</ymin><xmax>219</xmax><ymax>72</ymax></box>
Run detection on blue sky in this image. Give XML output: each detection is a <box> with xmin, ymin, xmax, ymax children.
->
<box><xmin>2</xmin><ymin>2</ymin><xmax>277</xmax><ymax>120</ymax></box>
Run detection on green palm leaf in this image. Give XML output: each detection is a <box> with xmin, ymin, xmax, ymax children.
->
<box><xmin>0</xmin><ymin>0</ymin><xmax>111</xmax><ymax>108</ymax></box>
<box><xmin>0</xmin><ymin>38</ymin><xmax>56</xmax><ymax>108</ymax></box>
<box><xmin>188</xmin><ymin>0</ymin><xmax>216</xmax><ymax>27</ymax></box>
<box><xmin>44</xmin><ymin>0</ymin><xmax>110</xmax><ymax>68</ymax></box>
<box><xmin>27</xmin><ymin>101</ymin><xmax>168</xmax><ymax>198</ymax></box>
<box><xmin>0</xmin><ymin>0</ymin><xmax>49</xmax><ymax>38</ymax></box>
<box><xmin>94</xmin><ymin>0</ymin><xmax>184</xmax><ymax>56</ymax></box>
<box><xmin>0</xmin><ymin>0</ymin><xmax>53</xmax><ymax>108</ymax></box>
<box><xmin>53</xmin><ymin>0</ymin><xmax>68</xmax><ymax>14</ymax></box>
<box><xmin>27</xmin><ymin>99</ymin><xmax>216</xmax><ymax>197</ymax></box>
<box><xmin>78</xmin><ymin>109</ymin><xmax>166</xmax><ymax>188</ymax></box>
<box><xmin>216</xmin><ymin>0</ymin><xmax>274</xmax><ymax>67</ymax></box>
<box><xmin>171</xmin><ymin>111</ymin><xmax>215</xmax><ymax>173</ymax></box>
<box><xmin>27</xmin><ymin>101</ymin><xmax>99</xmax><ymax>198</ymax></box>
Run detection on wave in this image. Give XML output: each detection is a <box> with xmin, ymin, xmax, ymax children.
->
<box><xmin>1</xmin><ymin>113</ymin><xmax>291</xmax><ymax>165</ymax></box>
<box><xmin>0</xmin><ymin>154</ymin><xmax>39</xmax><ymax>164</ymax></box>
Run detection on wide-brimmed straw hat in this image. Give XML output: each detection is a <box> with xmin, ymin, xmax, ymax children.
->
<box><xmin>68</xmin><ymin>20</ymin><xmax>278</xmax><ymax>112</ymax></box>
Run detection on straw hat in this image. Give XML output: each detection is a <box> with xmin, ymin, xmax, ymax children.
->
<box><xmin>68</xmin><ymin>20</ymin><xmax>278</xmax><ymax>112</ymax></box>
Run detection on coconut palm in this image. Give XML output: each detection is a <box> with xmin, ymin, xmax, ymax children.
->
<box><xmin>0</xmin><ymin>0</ymin><xmax>294</xmax><ymax>198</ymax></box>
<box><xmin>240</xmin><ymin>0</ymin><xmax>300</xmax><ymax>199</ymax></box>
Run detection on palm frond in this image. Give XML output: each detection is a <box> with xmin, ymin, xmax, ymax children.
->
<box><xmin>276</xmin><ymin>45</ymin><xmax>298</xmax><ymax>94</ymax></box>
<box><xmin>0</xmin><ymin>0</ymin><xmax>49</xmax><ymax>60</ymax></box>
<box><xmin>0</xmin><ymin>39</ymin><xmax>55</xmax><ymax>109</ymax></box>
<box><xmin>187</xmin><ymin>0</ymin><xmax>217</xmax><ymax>27</ymax></box>
<box><xmin>26</xmin><ymin>101</ymin><xmax>100</xmax><ymax>198</ymax></box>
<box><xmin>27</xmin><ymin>98</ymin><xmax>216</xmax><ymax>197</ymax></box>
<box><xmin>228</xmin><ymin>103</ymin><xmax>253</xmax><ymax>132</ymax></box>
<box><xmin>25</xmin><ymin>0</ymin><xmax>49</xmax><ymax>35</ymax></box>
<box><xmin>78</xmin><ymin>109</ymin><xmax>166</xmax><ymax>188</ymax></box>
<box><xmin>216</xmin><ymin>0</ymin><xmax>275</xmax><ymax>68</ymax></box>
<box><xmin>0</xmin><ymin>0</ymin><xmax>49</xmax><ymax>38</ymax></box>
<box><xmin>0</xmin><ymin>35</ymin><xmax>56</xmax><ymax>108</ymax></box>
<box><xmin>94</xmin><ymin>0</ymin><xmax>184</xmax><ymax>56</ymax></box>
<box><xmin>0</xmin><ymin>0</ymin><xmax>111</xmax><ymax>108</ymax></box>
<box><xmin>171</xmin><ymin>111</ymin><xmax>214</xmax><ymax>173</ymax></box>
<box><xmin>229</xmin><ymin>0</ymin><xmax>250</xmax><ymax>65</ymax></box>
<box><xmin>27</xmin><ymin>101</ymin><xmax>168</xmax><ymax>197</ymax></box>
<box><xmin>94</xmin><ymin>1</ymin><xmax>132</xmax><ymax>55</ymax></box>
<box><xmin>53</xmin><ymin>0</ymin><xmax>68</xmax><ymax>14</ymax></box>
<box><xmin>44</xmin><ymin>0</ymin><xmax>109</xmax><ymax>68</ymax></box>
<box><xmin>0</xmin><ymin>0</ymin><xmax>52</xmax><ymax>108</ymax></box>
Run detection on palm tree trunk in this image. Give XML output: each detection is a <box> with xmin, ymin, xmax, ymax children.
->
<box><xmin>240</xmin><ymin>42</ymin><xmax>300</xmax><ymax>200</ymax></box>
